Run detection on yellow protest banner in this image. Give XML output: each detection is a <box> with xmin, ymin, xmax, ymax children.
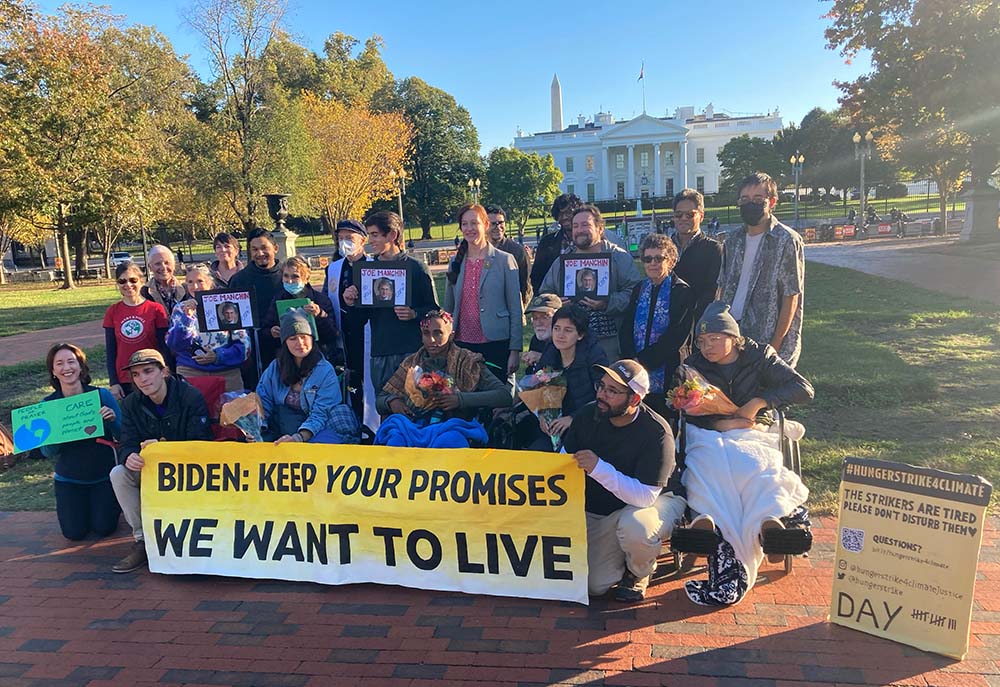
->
<box><xmin>140</xmin><ymin>442</ymin><xmax>589</xmax><ymax>604</ymax></box>
<box><xmin>830</xmin><ymin>457</ymin><xmax>992</xmax><ymax>659</ymax></box>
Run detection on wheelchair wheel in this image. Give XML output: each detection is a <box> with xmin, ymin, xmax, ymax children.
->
<box><xmin>784</xmin><ymin>554</ymin><xmax>793</xmax><ymax>574</ymax></box>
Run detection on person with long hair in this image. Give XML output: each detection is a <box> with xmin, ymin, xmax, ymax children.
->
<box><xmin>210</xmin><ymin>232</ymin><xmax>244</xmax><ymax>287</ymax></box>
<box><xmin>444</xmin><ymin>203</ymin><xmax>523</xmax><ymax>381</ymax></box>
<box><xmin>103</xmin><ymin>261</ymin><xmax>168</xmax><ymax>400</ymax></box>
<box><xmin>262</xmin><ymin>256</ymin><xmax>341</xmax><ymax>364</ymax></box>
<box><xmin>166</xmin><ymin>263</ymin><xmax>250</xmax><ymax>391</ymax></box>
<box><xmin>257</xmin><ymin>309</ymin><xmax>358</xmax><ymax>444</ymax></box>
<box><xmin>620</xmin><ymin>233</ymin><xmax>696</xmax><ymax>419</ymax></box>
<box><xmin>41</xmin><ymin>343</ymin><xmax>121</xmax><ymax>541</ymax></box>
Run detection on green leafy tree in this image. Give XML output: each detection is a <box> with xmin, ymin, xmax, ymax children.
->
<box><xmin>374</xmin><ymin>77</ymin><xmax>481</xmax><ymax>239</ymax></box>
<box><xmin>319</xmin><ymin>32</ymin><xmax>392</xmax><ymax>108</ymax></box>
<box><xmin>483</xmin><ymin>147</ymin><xmax>562</xmax><ymax>232</ymax></box>
<box><xmin>717</xmin><ymin>135</ymin><xmax>785</xmax><ymax>198</ymax></box>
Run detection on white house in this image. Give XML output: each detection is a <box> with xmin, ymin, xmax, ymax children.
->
<box><xmin>513</xmin><ymin>77</ymin><xmax>783</xmax><ymax>200</ymax></box>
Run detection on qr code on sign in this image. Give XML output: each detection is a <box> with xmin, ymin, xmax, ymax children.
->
<box><xmin>841</xmin><ymin>527</ymin><xmax>865</xmax><ymax>553</ymax></box>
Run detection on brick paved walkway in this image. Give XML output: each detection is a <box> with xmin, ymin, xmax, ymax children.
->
<box><xmin>0</xmin><ymin>512</ymin><xmax>997</xmax><ymax>687</ymax></box>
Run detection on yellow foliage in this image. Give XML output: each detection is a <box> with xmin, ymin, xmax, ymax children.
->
<box><xmin>300</xmin><ymin>91</ymin><xmax>412</xmax><ymax>225</ymax></box>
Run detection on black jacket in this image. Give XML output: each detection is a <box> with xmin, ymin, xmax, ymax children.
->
<box><xmin>118</xmin><ymin>376</ymin><xmax>212</xmax><ymax>462</ymax></box>
<box><xmin>538</xmin><ymin>332</ymin><xmax>609</xmax><ymax>416</ymax></box>
<box><xmin>494</xmin><ymin>236</ymin><xmax>532</xmax><ymax>303</ymax></box>
<box><xmin>681</xmin><ymin>339</ymin><xmax>814</xmax><ymax>430</ymax></box>
<box><xmin>261</xmin><ymin>283</ymin><xmax>342</xmax><ymax>363</ymax></box>
<box><xmin>362</xmin><ymin>253</ymin><xmax>439</xmax><ymax>357</ymax></box>
<box><xmin>620</xmin><ymin>276</ymin><xmax>695</xmax><ymax>383</ymax></box>
<box><xmin>672</xmin><ymin>231</ymin><xmax>723</xmax><ymax>322</ymax></box>
<box><xmin>529</xmin><ymin>227</ymin><xmax>569</xmax><ymax>295</ymax></box>
<box><xmin>229</xmin><ymin>261</ymin><xmax>283</xmax><ymax>364</ymax></box>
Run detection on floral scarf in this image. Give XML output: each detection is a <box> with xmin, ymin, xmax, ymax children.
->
<box><xmin>634</xmin><ymin>276</ymin><xmax>672</xmax><ymax>393</ymax></box>
<box><xmin>383</xmin><ymin>340</ymin><xmax>482</xmax><ymax>397</ymax></box>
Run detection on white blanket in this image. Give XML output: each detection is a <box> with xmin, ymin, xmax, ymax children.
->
<box><xmin>683</xmin><ymin>425</ymin><xmax>808</xmax><ymax>590</ymax></box>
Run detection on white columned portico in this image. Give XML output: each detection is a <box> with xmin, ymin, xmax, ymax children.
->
<box><xmin>626</xmin><ymin>145</ymin><xmax>635</xmax><ymax>199</ymax></box>
<box><xmin>600</xmin><ymin>146</ymin><xmax>609</xmax><ymax>200</ymax></box>
<box><xmin>653</xmin><ymin>143</ymin><xmax>662</xmax><ymax>197</ymax></box>
<box><xmin>678</xmin><ymin>141</ymin><xmax>688</xmax><ymax>191</ymax></box>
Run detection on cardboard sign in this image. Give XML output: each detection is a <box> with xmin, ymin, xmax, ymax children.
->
<box><xmin>803</xmin><ymin>227</ymin><xmax>817</xmax><ymax>241</ymax></box>
<box><xmin>140</xmin><ymin>442</ymin><xmax>589</xmax><ymax>604</ymax></box>
<box><xmin>830</xmin><ymin>457</ymin><xmax>992</xmax><ymax>659</ymax></box>
<box><xmin>833</xmin><ymin>225</ymin><xmax>845</xmax><ymax>240</ymax></box>
<box><xmin>275</xmin><ymin>299</ymin><xmax>318</xmax><ymax>340</ymax></box>
<box><xmin>12</xmin><ymin>390</ymin><xmax>104</xmax><ymax>453</ymax></box>
<box><xmin>196</xmin><ymin>288</ymin><xmax>258</xmax><ymax>332</ymax></box>
<box><xmin>561</xmin><ymin>254</ymin><xmax>611</xmax><ymax>301</ymax></box>
<box><xmin>878</xmin><ymin>223</ymin><xmax>893</xmax><ymax>235</ymax></box>
<box><xmin>353</xmin><ymin>261</ymin><xmax>410</xmax><ymax>308</ymax></box>
<box><xmin>843</xmin><ymin>224</ymin><xmax>856</xmax><ymax>238</ymax></box>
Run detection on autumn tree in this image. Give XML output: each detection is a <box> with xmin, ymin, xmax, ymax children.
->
<box><xmin>374</xmin><ymin>77</ymin><xmax>481</xmax><ymax>239</ymax></box>
<box><xmin>299</xmin><ymin>92</ymin><xmax>411</xmax><ymax>229</ymax></box>
<box><xmin>483</xmin><ymin>147</ymin><xmax>562</xmax><ymax>232</ymax></box>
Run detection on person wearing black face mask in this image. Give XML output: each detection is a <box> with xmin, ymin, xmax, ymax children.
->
<box><xmin>716</xmin><ymin>172</ymin><xmax>804</xmax><ymax>367</ymax></box>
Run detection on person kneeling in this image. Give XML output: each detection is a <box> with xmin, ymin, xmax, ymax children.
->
<box><xmin>376</xmin><ymin>311</ymin><xmax>512</xmax><ymax>447</ymax></box>
<box><xmin>109</xmin><ymin>349</ymin><xmax>212</xmax><ymax>574</ymax></box>
<box><xmin>258</xmin><ymin>309</ymin><xmax>359</xmax><ymax>445</ymax></box>
<box><xmin>676</xmin><ymin>302</ymin><xmax>814</xmax><ymax>606</ymax></box>
<box><xmin>562</xmin><ymin>360</ymin><xmax>685</xmax><ymax>602</ymax></box>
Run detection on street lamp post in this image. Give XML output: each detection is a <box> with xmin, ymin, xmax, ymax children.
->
<box><xmin>467</xmin><ymin>178</ymin><xmax>481</xmax><ymax>204</ymax></box>
<box><xmin>390</xmin><ymin>169</ymin><xmax>407</xmax><ymax>241</ymax></box>
<box><xmin>789</xmin><ymin>151</ymin><xmax>805</xmax><ymax>229</ymax></box>
<box><xmin>853</xmin><ymin>131</ymin><xmax>874</xmax><ymax>225</ymax></box>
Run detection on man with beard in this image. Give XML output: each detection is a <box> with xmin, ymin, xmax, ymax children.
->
<box><xmin>485</xmin><ymin>204</ymin><xmax>531</xmax><ymax>304</ymax></box>
<box><xmin>538</xmin><ymin>204</ymin><xmax>641</xmax><ymax>361</ymax></box>
<box><xmin>717</xmin><ymin>172</ymin><xmax>804</xmax><ymax>367</ymax></box>
<box><xmin>229</xmin><ymin>228</ymin><xmax>284</xmax><ymax>385</ymax></box>
<box><xmin>561</xmin><ymin>359</ymin><xmax>685</xmax><ymax>602</ymax></box>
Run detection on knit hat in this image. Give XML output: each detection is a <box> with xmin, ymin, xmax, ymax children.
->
<box><xmin>335</xmin><ymin>219</ymin><xmax>367</xmax><ymax>237</ymax></box>
<box><xmin>525</xmin><ymin>293</ymin><xmax>561</xmax><ymax>315</ymax></box>
<box><xmin>696</xmin><ymin>301</ymin><xmax>741</xmax><ymax>338</ymax></box>
<box><xmin>279</xmin><ymin>308</ymin><xmax>313</xmax><ymax>342</ymax></box>
<box><xmin>593</xmin><ymin>359</ymin><xmax>650</xmax><ymax>397</ymax></box>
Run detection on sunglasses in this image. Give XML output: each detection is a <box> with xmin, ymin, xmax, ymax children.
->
<box><xmin>672</xmin><ymin>211</ymin><xmax>698</xmax><ymax>220</ymax></box>
<box><xmin>117</xmin><ymin>277</ymin><xmax>140</xmax><ymax>285</ymax></box>
<box><xmin>641</xmin><ymin>255</ymin><xmax>669</xmax><ymax>263</ymax></box>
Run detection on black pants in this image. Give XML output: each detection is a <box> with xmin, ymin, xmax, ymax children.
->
<box><xmin>456</xmin><ymin>339</ymin><xmax>509</xmax><ymax>382</ymax></box>
<box><xmin>54</xmin><ymin>479</ymin><xmax>121</xmax><ymax>541</ymax></box>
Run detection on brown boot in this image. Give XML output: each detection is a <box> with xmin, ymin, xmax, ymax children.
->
<box><xmin>614</xmin><ymin>569</ymin><xmax>651</xmax><ymax>603</ymax></box>
<box><xmin>112</xmin><ymin>541</ymin><xmax>148</xmax><ymax>574</ymax></box>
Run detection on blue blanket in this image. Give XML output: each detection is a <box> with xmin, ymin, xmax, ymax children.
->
<box><xmin>374</xmin><ymin>415</ymin><xmax>488</xmax><ymax>448</ymax></box>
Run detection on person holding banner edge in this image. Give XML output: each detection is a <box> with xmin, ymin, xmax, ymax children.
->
<box><xmin>109</xmin><ymin>348</ymin><xmax>211</xmax><ymax>574</ymax></box>
<box><xmin>41</xmin><ymin>343</ymin><xmax>122</xmax><ymax>541</ymax></box>
<box><xmin>561</xmin><ymin>359</ymin><xmax>685</xmax><ymax>602</ymax></box>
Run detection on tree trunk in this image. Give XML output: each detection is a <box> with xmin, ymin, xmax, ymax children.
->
<box><xmin>73</xmin><ymin>229</ymin><xmax>87</xmax><ymax>278</ymax></box>
<box><xmin>420</xmin><ymin>216</ymin><xmax>432</xmax><ymax>240</ymax></box>
<box><xmin>57</xmin><ymin>204</ymin><xmax>76</xmax><ymax>289</ymax></box>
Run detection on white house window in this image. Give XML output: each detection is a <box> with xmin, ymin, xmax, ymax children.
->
<box><xmin>665</xmin><ymin>151</ymin><xmax>675</xmax><ymax>166</ymax></box>
<box><xmin>640</xmin><ymin>151</ymin><xmax>649</xmax><ymax>168</ymax></box>
<box><xmin>616</xmin><ymin>181</ymin><xmax>625</xmax><ymax>200</ymax></box>
<box><xmin>665</xmin><ymin>179</ymin><xmax>674</xmax><ymax>197</ymax></box>
<box><xmin>586</xmin><ymin>183</ymin><xmax>595</xmax><ymax>202</ymax></box>
<box><xmin>565</xmin><ymin>157</ymin><xmax>574</xmax><ymax>173</ymax></box>
<box><xmin>696</xmin><ymin>175</ymin><xmax>705</xmax><ymax>193</ymax></box>
<box><xmin>696</xmin><ymin>148</ymin><xmax>705</xmax><ymax>164</ymax></box>
<box><xmin>615</xmin><ymin>153</ymin><xmax>625</xmax><ymax>169</ymax></box>
<box><xmin>567</xmin><ymin>184</ymin><xmax>575</xmax><ymax>196</ymax></box>
<box><xmin>585</xmin><ymin>155</ymin><xmax>594</xmax><ymax>171</ymax></box>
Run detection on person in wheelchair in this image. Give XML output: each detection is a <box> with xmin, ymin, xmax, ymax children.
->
<box><xmin>672</xmin><ymin>301</ymin><xmax>814</xmax><ymax>606</ymax></box>
<box><xmin>377</xmin><ymin>310</ymin><xmax>513</xmax><ymax>446</ymax></box>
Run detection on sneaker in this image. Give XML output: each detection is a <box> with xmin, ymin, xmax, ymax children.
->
<box><xmin>614</xmin><ymin>569</ymin><xmax>651</xmax><ymax>603</ymax></box>
<box><xmin>112</xmin><ymin>541</ymin><xmax>148</xmax><ymax>574</ymax></box>
<box><xmin>759</xmin><ymin>517</ymin><xmax>785</xmax><ymax>565</ymax></box>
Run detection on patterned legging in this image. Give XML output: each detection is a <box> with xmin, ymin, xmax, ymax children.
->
<box><xmin>684</xmin><ymin>505</ymin><xmax>810</xmax><ymax>606</ymax></box>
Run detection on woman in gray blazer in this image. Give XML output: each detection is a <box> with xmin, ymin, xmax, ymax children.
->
<box><xmin>444</xmin><ymin>204</ymin><xmax>524</xmax><ymax>380</ymax></box>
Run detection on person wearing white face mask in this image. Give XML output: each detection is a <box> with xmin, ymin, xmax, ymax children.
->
<box><xmin>262</xmin><ymin>256</ymin><xmax>341</xmax><ymax>365</ymax></box>
<box><xmin>323</xmin><ymin>219</ymin><xmax>374</xmax><ymax>428</ymax></box>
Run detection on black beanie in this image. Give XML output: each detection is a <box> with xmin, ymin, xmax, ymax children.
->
<box><xmin>279</xmin><ymin>308</ymin><xmax>313</xmax><ymax>342</ymax></box>
<box><xmin>696</xmin><ymin>301</ymin><xmax>741</xmax><ymax>338</ymax></box>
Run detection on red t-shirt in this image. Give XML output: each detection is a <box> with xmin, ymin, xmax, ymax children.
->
<box><xmin>103</xmin><ymin>300</ymin><xmax>168</xmax><ymax>377</ymax></box>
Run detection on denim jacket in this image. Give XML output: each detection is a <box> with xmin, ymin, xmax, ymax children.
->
<box><xmin>257</xmin><ymin>356</ymin><xmax>343</xmax><ymax>438</ymax></box>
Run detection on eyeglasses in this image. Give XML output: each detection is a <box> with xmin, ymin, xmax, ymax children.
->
<box><xmin>117</xmin><ymin>277</ymin><xmax>140</xmax><ymax>285</ymax></box>
<box><xmin>595</xmin><ymin>381</ymin><xmax>629</xmax><ymax>396</ymax></box>
<box><xmin>641</xmin><ymin>255</ymin><xmax>669</xmax><ymax>264</ymax></box>
<box><xmin>489</xmin><ymin>220</ymin><xmax>505</xmax><ymax>227</ymax></box>
<box><xmin>672</xmin><ymin>211</ymin><xmax>698</xmax><ymax>220</ymax></box>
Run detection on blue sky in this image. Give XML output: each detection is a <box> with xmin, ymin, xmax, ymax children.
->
<box><xmin>38</xmin><ymin>0</ymin><xmax>871</xmax><ymax>153</ymax></box>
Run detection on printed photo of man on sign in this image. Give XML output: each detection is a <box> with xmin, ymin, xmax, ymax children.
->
<box><xmin>354</xmin><ymin>262</ymin><xmax>409</xmax><ymax>307</ymax></box>
<box><xmin>196</xmin><ymin>289</ymin><xmax>256</xmax><ymax>332</ymax></box>
<box><xmin>562</xmin><ymin>255</ymin><xmax>611</xmax><ymax>300</ymax></box>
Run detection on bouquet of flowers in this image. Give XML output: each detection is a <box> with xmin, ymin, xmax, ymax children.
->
<box><xmin>517</xmin><ymin>367</ymin><xmax>567</xmax><ymax>450</ymax></box>
<box><xmin>666</xmin><ymin>365</ymin><xmax>739</xmax><ymax>416</ymax></box>
<box><xmin>404</xmin><ymin>366</ymin><xmax>456</xmax><ymax>410</ymax></box>
<box><xmin>219</xmin><ymin>392</ymin><xmax>264</xmax><ymax>442</ymax></box>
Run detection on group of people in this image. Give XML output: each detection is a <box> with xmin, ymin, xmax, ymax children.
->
<box><xmin>38</xmin><ymin>170</ymin><xmax>813</xmax><ymax>607</ymax></box>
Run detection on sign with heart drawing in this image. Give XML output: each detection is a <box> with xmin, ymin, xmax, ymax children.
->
<box><xmin>12</xmin><ymin>390</ymin><xmax>104</xmax><ymax>454</ymax></box>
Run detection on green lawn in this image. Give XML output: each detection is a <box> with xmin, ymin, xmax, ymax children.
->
<box><xmin>0</xmin><ymin>283</ymin><xmax>117</xmax><ymax>337</ymax></box>
<box><xmin>2</xmin><ymin>262</ymin><xmax>997</xmax><ymax>513</ymax></box>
